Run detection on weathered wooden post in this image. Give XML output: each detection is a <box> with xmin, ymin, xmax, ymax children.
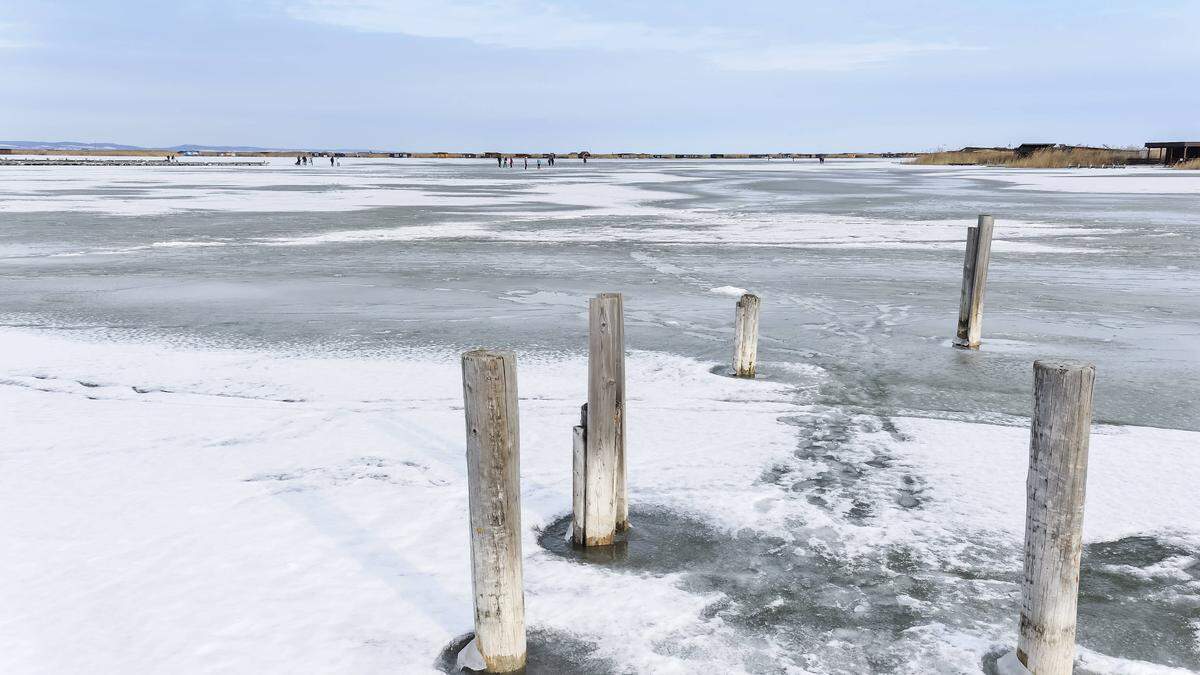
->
<box><xmin>1015</xmin><ymin>359</ymin><xmax>1095</xmax><ymax>675</ymax></box>
<box><xmin>571</xmin><ymin>403</ymin><xmax>587</xmax><ymax>546</ymax></box>
<box><xmin>575</xmin><ymin>292</ymin><xmax>627</xmax><ymax>546</ymax></box>
<box><xmin>461</xmin><ymin>349</ymin><xmax>526</xmax><ymax>672</ymax></box>
<box><xmin>953</xmin><ymin>214</ymin><xmax>994</xmax><ymax>349</ymax></box>
<box><xmin>732</xmin><ymin>293</ymin><xmax>761</xmax><ymax>377</ymax></box>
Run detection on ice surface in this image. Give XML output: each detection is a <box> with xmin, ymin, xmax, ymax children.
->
<box><xmin>1</xmin><ymin>158</ymin><xmax>1198</xmax><ymax>673</ymax></box>
<box><xmin>710</xmin><ymin>285</ymin><xmax>750</xmax><ymax>297</ymax></box>
<box><xmin>995</xmin><ymin>651</ymin><xmax>1031</xmax><ymax>675</ymax></box>
<box><xmin>957</xmin><ymin>167</ymin><xmax>1200</xmax><ymax>195</ymax></box>
<box><xmin>454</xmin><ymin>637</ymin><xmax>484</xmax><ymax>671</ymax></box>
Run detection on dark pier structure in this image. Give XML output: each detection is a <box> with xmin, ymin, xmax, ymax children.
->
<box><xmin>1145</xmin><ymin>141</ymin><xmax>1200</xmax><ymax>165</ymax></box>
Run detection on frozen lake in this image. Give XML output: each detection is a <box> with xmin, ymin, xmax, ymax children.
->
<box><xmin>2</xmin><ymin>158</ymin><xmax>1198</xmax><ymax>673</ymax></box>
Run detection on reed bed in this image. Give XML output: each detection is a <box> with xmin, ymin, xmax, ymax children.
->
<box><xmin>913</xmin><ymin>147</ymin><xmax>1138</xmax><ymax>168</ymax></box>
<box><xmin>1004</xmin><ymin>148</ymin><xmax>1138</xmax><ymax>168</ymax></box>
<box><xmin>910</xmin><ymin>150</ymin><xmax>1012</xmax><ymax>165</ymax></box>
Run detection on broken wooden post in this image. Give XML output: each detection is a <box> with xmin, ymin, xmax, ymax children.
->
<box><xmin>571</xmin><ymin>403</ymin><xmax>587</xmax><ymax>546</ymax></box>
<box><xmin>953</xmin><ymin>214</ymin><xmax>994</xmax><ymax>349</ymax></box>
<box><xmin>579</xmin><ymin>292</ymin><xmax>627</xmax><ymax>545</ymax></box>
<box><xmin>732</xmin><ymin>293</ymin><xmax>761</xmax><ymax>377</ymax></box>
<box><xmin>461</xmin><ymin>349</ymin><xmax>526</xmax><ymax>672</ymax></box>
<box><xmin>1016</xmin><ymin>359</ymin><xmax>1095</xmax><ymax>675</ymax></box>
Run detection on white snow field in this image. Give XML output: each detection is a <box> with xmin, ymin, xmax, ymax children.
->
<box><xmin>1</xmin><ymin>158</ymin><xmax>1198</xmax><ymax>673</ymax></box>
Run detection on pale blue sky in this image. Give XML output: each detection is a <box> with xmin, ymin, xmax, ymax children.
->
<box><xmin>2</xmin><ymin>1</ymin><xmax>1198</xmax><ymax>152</ymax></box>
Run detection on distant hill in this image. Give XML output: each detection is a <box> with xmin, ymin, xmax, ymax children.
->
<box><xmin>0</xmin><ymin>140</ymin><xmax>370</xmax><ymax>152</ymax></box>
<box><xmin>0</xmin><ymin>139</ymin><xmax>285</xmax><ymax>151</ymax></box>
<box><xmin>166</xmin><ymin>143</ymin><xmax>286</xmax><ymax>152</ymax></box>
<box><xmin>0</xmin><ymin>140</ymin><xmax>148</xmax><ymax>151</ymax></box>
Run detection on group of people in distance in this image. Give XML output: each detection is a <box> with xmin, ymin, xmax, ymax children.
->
<box><xmin>295</xmin><ymin>155</ymin><xmax>340</xmax><ymax>167</ymax></box>
<box><xmin>496</xmin><ymin>155</ymin><xmax>557</xmax><ymax>169</ymax></box>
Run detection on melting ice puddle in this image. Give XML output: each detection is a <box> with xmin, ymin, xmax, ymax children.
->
<box><xmin>526</xmin><ymin>507</ymin><xmax>1200</xmax><ymax>673</ymax></box>
<box><xmin>538</xmin><ymin>506</ymin><xmax>940</xmax><ymax>673</ymax></box>
<box><xmin>435</xmin><ymin>629</ymin><xmax>614</xmax><ymax>674</ymax></box>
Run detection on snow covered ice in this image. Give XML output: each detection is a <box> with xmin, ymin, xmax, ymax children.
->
<box><xmin>1</xmin><ymin>158</ymin><xmax>1198</xmax><ymax>673</ymax></box>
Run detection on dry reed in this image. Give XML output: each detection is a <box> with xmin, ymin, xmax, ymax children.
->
<box><xmin>1004</xmin><ymin>147</ymin><xmax>1138</xmax><ymax>168</ymax></box>
<box><xmin>912</xmin><ymin>147</ymin><xmax>1138</xmax><ymax>168</ymax></box>
<box><xmin>910</xmin><ymin>149</ymin><xmax>1012</xmax><ymax>165</ymax></box>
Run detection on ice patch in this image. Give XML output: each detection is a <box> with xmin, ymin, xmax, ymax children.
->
<box><xmin>0</xmin><ymin>326</ymin><xmax>806</xmax><ymax>673</ymax></box>
<box><xmin>453</xmin><ymin>637</ymin><xmax>484</xmax><ymax>672</ymax></box>
<box><xmin>995</xmin><ymin>651</ymin><xmax>1032</xmax><ymax>675</ymax></box>
<box><xmin>710</xmin><ymin>286</ymin><xmax>750</xmax><ymax>298</ymax></box>
<box><xmin>891</xmin><ymin>416</ymin><xmax>1200</xmax><ymax>544</ymax></box>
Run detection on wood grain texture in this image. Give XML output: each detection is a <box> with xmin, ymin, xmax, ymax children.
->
<box><xmin>733</xmin><ymin>293</ymin><xmax>761</xmax><ymax>378</ymax></box>
<box><xmin>1017</xmin><ymin>360</ymin><xmax>1095</xmax><ymax>675</ymax></box>
<box><xmin>954</xmin><ymin>214</ymin><xmax>994</xmax><ymax>349</ymax></box>
<box><xmin>462</xmin><ymin>349</ymin><xmax>526</xmax><ymax>671</ymax></box>
<box><xmin>571</xmin><ymin>405</ymin><xmax>586</xmax><ymax>547</ymax></box>
<box><xmin>585</xmin><ymin>293</ymin><xmax>626</xmax><ymax>544</ymax></box>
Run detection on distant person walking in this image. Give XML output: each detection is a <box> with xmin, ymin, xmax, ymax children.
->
<box><xmin>523</xmin><ymin>158</ymin><xmax>528</xmax><ymax>170</ymax></box>
<box><xmin>537</xmin><ymin>159</ymin><xmax>541</xmax><ymax>169</ymax></box>
<box><xmin>330</xmin><ymin>156</ymin><xmax>336</xmax><ymax>167</ymax></box>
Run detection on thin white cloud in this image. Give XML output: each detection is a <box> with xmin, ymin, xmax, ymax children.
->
<box><xmin>711</xmin><ymin>41</ymin><xmax>975</xmax><ymax>72</ymax></box>
<box><xmin>285</xmin><ymin>0</ymin><xmax>720</xmax><ymax>52</ymax></box>
<box><xmin>284</xmin><ymin>0</ymin><xmax>980</xmax><ymax>72</ymax></box>
<box><xmin>0</xmin><ymin>22</ymin><xmax>33</xmax><ymax>49</ymax></box>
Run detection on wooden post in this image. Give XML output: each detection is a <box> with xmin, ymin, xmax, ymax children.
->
<box><xmin>571</xmin><ymin>403</ymin><xmax>587</xmax><ymax>547</ymax></box>
<box><xmin>1017</xmin><ymin>360</ymin><xmax>1095</xmax><ymax>675</ymax></box>
<box><xmin>732</xmin><ymin>293</ymin><xmax>761</xmax><ymax>377</ymax></box>
<box><xmin>582</xmin><ymin>293</ymin><xmax>626</xmax><ymax>545</ymax></box>
<box><xmin>461</xmin><ymin>349</ymin><xmax>526</xmax><ymax>672</ymax></box>
<box><xmin>953</xmin><ymin>214</ymin><xmax>994</xmax><ymax>349</ymax></box>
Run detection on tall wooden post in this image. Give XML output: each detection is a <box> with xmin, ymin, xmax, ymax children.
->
<box><xmin>461</xmin><ymin>350</ymin><xmax>526</xmax><ymax>672</ymax></box>
<box><xmin>581</xmin><ymin>292</ymin><xmax>626</xmax><ymax>545</ymax></box>
<box><xmin>1017</xmin><ymin>360</ymin><xmax>1095</xmax><ymax>675</ymax></box>
<box><xmin>954</xmin><ymin>214</ymin><xmax>995</xmax><ymax>349</ymax></box>
<box><xmin>732</xmin><ymin>293</ymin><xmax>761</xmax><ymax>377</ymax></box>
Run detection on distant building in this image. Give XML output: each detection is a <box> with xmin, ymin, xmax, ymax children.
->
<box><xmin>1014</xmin><ymin>143</ymin><xmax>1055</xmax><ymax>158</ymax></box>
<box><xmin>1145</xmin><ymin>141</ymin><xmax>1200</xmax><ymax>164</ymax></box>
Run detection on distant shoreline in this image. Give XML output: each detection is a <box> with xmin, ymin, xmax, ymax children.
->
<box><xmin>0</xmin><ymin>148</ymin><xmax>916</xmax><ymax>160</ymax></box>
